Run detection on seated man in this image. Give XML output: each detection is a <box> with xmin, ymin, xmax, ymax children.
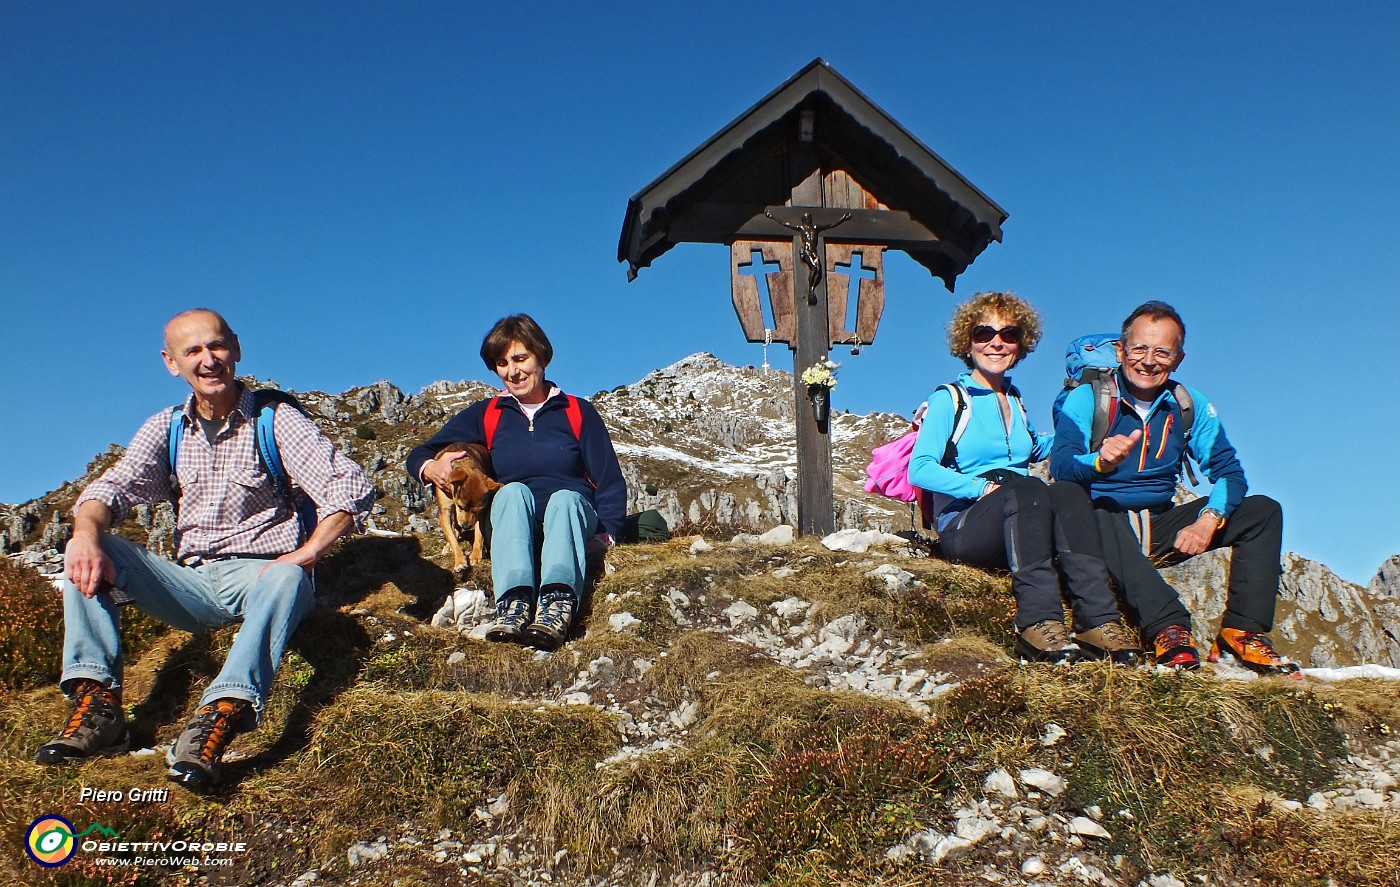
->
<box><xmin>38</xmin><ymin>309</ymin><xmax>375</xmax><ymax>789</ymax></box>
<box><xmin>1049</xmin><ymin>301</ymin><xmax>1297</xmax><ymax>676</ymax></box>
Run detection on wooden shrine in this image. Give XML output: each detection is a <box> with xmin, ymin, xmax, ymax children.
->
<box><xmin>617</xmin><ymin>59</ymin><xmax>1007</xmax><ymax>536</ymax></box>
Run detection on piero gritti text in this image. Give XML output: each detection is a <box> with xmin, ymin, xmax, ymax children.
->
<box><xmin>78</xmin><ymin>786</ymin><xmax>171</xmax><ymax>804</ymax></box>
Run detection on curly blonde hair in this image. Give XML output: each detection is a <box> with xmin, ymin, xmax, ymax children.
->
<box><xmin>946</xmin><ymin>291</ymin><xmax>1043</xmax><ymax>369</ymax></box>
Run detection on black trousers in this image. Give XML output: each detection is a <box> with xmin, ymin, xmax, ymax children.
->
<box><xmin>938</xmin><ymin>473</ymin><xmax>1121</xmax><ymax>633</ymax></box>
<box><xmin>1093</xmin><ymin>495</ymin><xmax>1283</xmax><ymax>640</ymax></box>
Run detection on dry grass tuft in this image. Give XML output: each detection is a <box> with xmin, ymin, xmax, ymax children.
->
<box><xmin>278</xmin><ymin>686</ymin><xmax>619</xmax><ymax>851</ymax></box>
<box><xmin>730</xmin><ymin>710</ymin><xmax>961</xmax><ymax>879</ymax></box>
<box><xmin>929</xmin><ymin>665</ymin><xmax>1368</xmax><ymax>881</ymax></box>
<box><xmin>638</xmin><ymin>632</ymin><xmax>769</xmax><ymax>706</ymax></box>
<box><xmin>912</xmin><ymin>633</ymin><xmax>1014</xmax><ymax>682</ymax></box>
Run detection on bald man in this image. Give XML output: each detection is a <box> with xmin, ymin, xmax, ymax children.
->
<box><xmin>37</xmin><ymin>309</ymin><xmax>374</xmax><ymax>791</ymax></box>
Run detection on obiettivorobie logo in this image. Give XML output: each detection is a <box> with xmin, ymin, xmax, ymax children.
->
<box><xmin>24</xmin><ymin>815</ymin><xmax>120</xmax><ymax>867</ymax></box>
<box><xmin>23</xmin><ymin>814</ymin><xmax>245</xmax><ymax>869</ymax></box>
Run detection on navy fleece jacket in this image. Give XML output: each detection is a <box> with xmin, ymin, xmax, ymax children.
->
<box><xmin>406</xmin><ymin>386</ymin><xmax>627</xmax><ymax>540</ymax></box>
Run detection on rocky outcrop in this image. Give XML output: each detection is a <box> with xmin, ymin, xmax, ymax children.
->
<box><xmin>1370</xmin><ymin>554</ymin><xmax>1400</xmax><ymax>599</ymax></box>
<box><xmin>1157</xmin><ymin>550</ymin><xmax>1400</xmax><ymax>668</ymax></box>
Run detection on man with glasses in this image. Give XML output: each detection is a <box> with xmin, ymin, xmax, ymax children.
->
<box><xmin>1049</xmin><ymin>301</ymin><xmax>1297</xmax><ymax>676</ymax></box>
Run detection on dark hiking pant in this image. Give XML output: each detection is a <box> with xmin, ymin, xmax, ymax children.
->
<box><xmin>937</xmin><ymin>473</ymin><xmax>1122</xmax><ymax>633</ymax></box>
<box><xmin>1092</xmin><ymin>495</ymin><xmax>1283</xmax><ymax>641</ymax></box>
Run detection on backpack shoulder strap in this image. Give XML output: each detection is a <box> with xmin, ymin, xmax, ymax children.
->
<box><xmin>1007</xmin><ymin>383</ymin><xmax>1033</xmax><ymax>444</ymax></box>
<box><xmin>168</xmin><ymin>406</ymin><xmax>186</xmax><ymax>503</ymax></box>
<box><xmin>1170</xmin><ymin>383</ymin><xmax>1194</xmax><ymax>442</ymax></box>
<box><xmin>564</xmin><ymin>395</ymin><xmax>583</xmax><ymax>440</ymax></box>
<box><xmin>168</xmin><ymin>406</ymin><xmax>184</xmax><ymax>476</ymax></box>
<box><xmin>938</xmin><ymin>382</ymin><xmax>971</xmax><ymax>469</ymax></box>
<box><xmin>251</xmin><ymin>389</ymin><xmax>320</xmax><ymax>539</ymax></box>
<box><xmin>252</xmin><ymin>396</ymin><xmax>289</xmax><ymax>496</ymax></box>
<box><xmin>1088</xmin><ymin>370</ymin><xmax>1120</xmax><ymax>453</ymax></box>
<box><xmin>483</xmin><ymin>396</ymin><xmax>504</xmax><ymax>449</ymax></box>
<box><xmin>1169</xmin><ymin>382</ymin><xmax>1200</xmax><ymax>486</ymax></box>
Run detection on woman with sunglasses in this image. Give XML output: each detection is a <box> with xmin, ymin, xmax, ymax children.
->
<box><xmin>908</xmin><ymin>292</ymin><xmax>1143</xmax><ymax>665</ymax></box>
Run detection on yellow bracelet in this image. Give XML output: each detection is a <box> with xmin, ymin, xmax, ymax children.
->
<box><xmin>1093</xmin><ymin>454</ymin><xmax>1104</xmax><ymax>473</ymax></box>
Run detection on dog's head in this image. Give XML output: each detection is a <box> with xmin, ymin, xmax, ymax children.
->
<box><xmin>444</xmin><ymin>446</ymin><xmax>502</xmax><ymax>526</ymax></box>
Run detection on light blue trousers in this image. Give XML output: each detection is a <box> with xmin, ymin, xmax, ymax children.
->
<box><xmin>60</xmin><ymin>534</ymin><xmax>314</xmax><ymax>721</ymax></box>
<box><xmin>490</xmin><ymin>483</ymin><xmax>597</xmax><ymax>604</ymax></box>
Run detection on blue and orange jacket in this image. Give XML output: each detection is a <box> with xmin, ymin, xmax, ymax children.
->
<box><xmin>1048</xmin><ymin>379</ymin><xmax>1246</xmax><ymax>517</ymax></box>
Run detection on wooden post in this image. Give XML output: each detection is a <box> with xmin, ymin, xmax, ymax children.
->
<box><xmin>789</xmin><ymin>113</ymin><xmax>834</xmax><ymax>537</ymax></box>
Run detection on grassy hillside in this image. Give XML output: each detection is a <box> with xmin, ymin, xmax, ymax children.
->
<box><xmin>3</xmin><ymin>534</ymin><xmax>1399</xmax><ymax>886</ymax></box>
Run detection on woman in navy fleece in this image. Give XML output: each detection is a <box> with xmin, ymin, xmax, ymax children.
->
<box><xmin>408</xmin><ymin>314</ymin><xmax>626</xmax><ymax>651</ymax></box>
<box><xmin>907</xmin><ymin>292</ymin><xmax>1141</xmax><ymax>665</ymax></box>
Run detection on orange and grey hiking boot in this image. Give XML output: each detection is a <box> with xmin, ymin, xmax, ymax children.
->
<box><xmin>1209</xmin><ymin>628</ymin><xmax>1302</xmax><ymax>679</ymax></box>
<box><xmin>1152</xmin><ymin>625</ymin><xmax>1202</xmax><ymax>671</ymax></box>
<box><xmin>166</xmin><ymin>698</ymin><xmax>254</xmax><ymax>792</ymax></box>
<box><xmin>1074</xmin><ymin>620</ymin><xmax>1146</xmax><ymax>666</ymax></box>
<box><xmin>1015</xmin><ymin>619</ymin><xmax>1083</xmax><ymax>664</ymax></box>
<box><xmin>35</xmin><ymin>679</ymin><xmax>130</xmax><ymax>764</ymax></box>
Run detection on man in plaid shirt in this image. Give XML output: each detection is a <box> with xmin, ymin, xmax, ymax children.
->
<box><xmin>36</xmin><ymin>309</ymin><xmax>374</xmax><ymax>791</ymax></box>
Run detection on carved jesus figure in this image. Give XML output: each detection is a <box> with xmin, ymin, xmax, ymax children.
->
<box><xmin>766</xmin><ymin>211</ymin><xmax>851</xmax><ymax>303</ymax></box>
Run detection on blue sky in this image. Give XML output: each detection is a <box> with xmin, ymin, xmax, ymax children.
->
<box><xmin>3</xmin><ymin>2</ymin><xmax>1396</xmax><ymax>583</ymax></box>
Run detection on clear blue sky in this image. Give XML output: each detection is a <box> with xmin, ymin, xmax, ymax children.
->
<box><xmin>3</xmin><ymin>2</ymin><xmax>1396</xmax><ymax>583</ymax></box>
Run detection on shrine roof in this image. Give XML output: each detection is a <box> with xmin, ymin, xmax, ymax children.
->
<box><xmin>618</xmin><ymin>58</ymin><xmax>1008</xmax><ymax>290</ymax></box>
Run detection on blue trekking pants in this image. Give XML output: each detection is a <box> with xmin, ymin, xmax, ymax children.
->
<box><xmin>60</xmin><ymin>534</ymin><xmax>314</xmax><ymax>721</ymax></box>
<box><xmin>489</xmin><ymin>483</ymin><xmax>598</xmax><ymax>605</ymax></box>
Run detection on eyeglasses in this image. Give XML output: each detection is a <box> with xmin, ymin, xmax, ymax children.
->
<box><xmin>971</xmin><ymin>325</ymin><xmax>1022</xmax><ymax>345</ymax></box>
<box><xmin>1122</xmin><ymin>343</ymin><xmax>1178</xmax><ymax>362</ymax></box>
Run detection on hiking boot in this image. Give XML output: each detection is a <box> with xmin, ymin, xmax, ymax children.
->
<box><xmin>485</xmin><ymin>597</ymin><xmax>532</xmax><ymax>644</ymax></box>
<box><xmin>1015</xmin><ymin>619</ymin><xmax>1082</xmax><ymax>664</ymax></box>
<box><xmin>35</xmin><ymin>680</ymin><xmax>129</xmax><ymax>764</ymax></box>
<box><xmin>1152</xmin><ymin>625</ymin><xmax>1202</xmax><ymax>671</ymax></box>
<box><xmin>523</xmin><ymin>593</ymin><xmax>575</xmax><ymax>652</ymax></box>
<box><xmin>1075</xmin><ymin>620</ymin><xmax>1146</xmax><ymax>666</ymax></box>
<box><xmin>166</xmin><ymin>698</ymin><xmax>254</xmax><ymax>792</ymax></box>
<box><xmin>1209</xmin><ymin>628</ymin><xmax>1302</xmax><ymax>679</ymax></box>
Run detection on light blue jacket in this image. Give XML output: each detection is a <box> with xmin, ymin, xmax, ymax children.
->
<box><xmin>907</xmin><ymin>373</ymin><xmax>1052</xmax><ymax>531</ymax></box>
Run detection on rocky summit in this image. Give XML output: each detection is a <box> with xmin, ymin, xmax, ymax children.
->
<box><xmin>4</xmin><ymin>353</ymin><xmax>1398</xmax><ymax>669</ymax></box>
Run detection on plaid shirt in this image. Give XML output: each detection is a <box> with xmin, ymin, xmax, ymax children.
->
<box><xmin>78</xmin><ymin>385</ymin><xmax>374</xmax><ymax>562</ymax></box>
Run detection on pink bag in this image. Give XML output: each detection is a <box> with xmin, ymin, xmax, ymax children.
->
<box><xmin>864</xmin><ymin>429</ymin><xmax>921</xmax><ymax>502</ymax></box>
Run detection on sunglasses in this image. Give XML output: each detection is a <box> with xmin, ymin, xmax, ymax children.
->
<box><xmin>971</xmin><ymin>325</ymin><xmax>1022</xmax><ymax>345</ymax></box>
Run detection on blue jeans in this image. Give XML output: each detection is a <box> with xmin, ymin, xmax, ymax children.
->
<box><xmin>60</xmin><ymin>534</ymin><xmax>314</xmax><ymax>721</ymax></box>
<box><xmin>489</xmin><ymin>483</ymin><xmax>597</xmax><ymax>604</ymax></box>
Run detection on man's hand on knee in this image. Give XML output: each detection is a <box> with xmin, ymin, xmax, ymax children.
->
<box><xmin>262</xmin><ymin>550</ymin><xmax>315</xmax><ymax>576</ymax></box>
<box><xmin>64</xmin><ymin>534</ymin><xmax>116</xmax><ymax>599</ymax></box>
<box><xmin>1172</xmin><ymin>514</ymin><xmax>1219</xmax><ymax>557</ymax></box>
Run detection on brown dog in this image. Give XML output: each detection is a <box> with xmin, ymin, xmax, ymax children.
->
<box><xmin>433</xmin><ymin>442</ymin><xmax>503</xmax><ymax>580</ymax></box>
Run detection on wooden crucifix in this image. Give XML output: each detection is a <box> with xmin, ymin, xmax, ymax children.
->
<box><xmin>730</xmin><ymin>212</ymin><xmax>888</xmax><ymax>536</ymax></box>
<box><xmin>618</xmin><ymin>58</ymin><xmax>1007</xmax><ymax>537</ymax></box>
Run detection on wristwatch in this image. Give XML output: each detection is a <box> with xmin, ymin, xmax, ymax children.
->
<box><xmin>1199</xmin><ymin>508</ymin><xmax>1226</xmax><ymax>529</ymax></box>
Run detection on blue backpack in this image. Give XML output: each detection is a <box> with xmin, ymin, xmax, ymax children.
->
<box><xmin>1052</xmin><ymin>333</ymin><xmax>1197</xmax><ymax>480</ymax></box>
<box><xmin>167</xmin><ymin>389</ymin><xmax>319</xmax><ymax>541</ymax></box>
<box><xmin>1052</xmin><ymin>333</ymin><xmax>1122</xmax><ymax>448</ymax></box>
